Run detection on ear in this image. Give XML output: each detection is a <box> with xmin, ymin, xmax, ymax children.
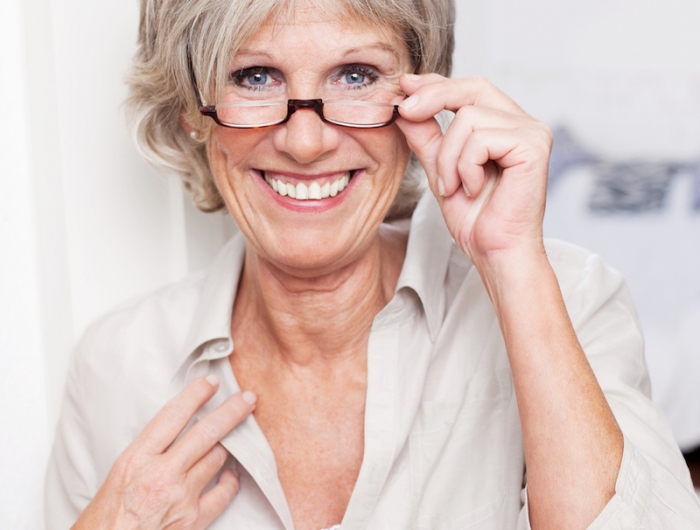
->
<box><xmin>179</xmin><ymin>115</ymin><xmax>194</xmax><ymax>135</ymax></box>
<box><xmin>179</xmin><ymin>115</ymin><xmax>203</xmax><ymax>142</ymax></box>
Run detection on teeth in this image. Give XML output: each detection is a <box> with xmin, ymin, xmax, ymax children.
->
<box><xmin>295</xmin><ymin>182</ymin><xmax>309</xmax><ymax>200</ymax></box>
<box><xmin>264</xmin><ymin>172</ymin><xmax>352</xmax><ymax>201</ymax></box>
<box><xmin>309</xmin><ymin>181</ymin><xmax>322</xmax><ymax>200</ymax></box>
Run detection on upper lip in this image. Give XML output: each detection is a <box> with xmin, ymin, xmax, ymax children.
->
<box><xmin>257</xmin><ymin>169</ymin><xmax>356</xmax><ymax>182</ymax></box>
<box><xmin>259</xmin><ymin>169</ymin><xmax>354</xmax><ymax>178</ymax></box>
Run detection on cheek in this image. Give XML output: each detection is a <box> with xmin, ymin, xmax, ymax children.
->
<box><xmin>206</xmin><ymin>128</ymin><xmax>267</xmax><ymax>200</ymax></box>
<box><xmin>207</xmin><ymin>129</ymin><xmax>251</xmax><ymax>177</ymax></box>
<box><xmin>377</xmin><ymin>130</ymin><xmax>411</xmax><ymax>189</ymax></box>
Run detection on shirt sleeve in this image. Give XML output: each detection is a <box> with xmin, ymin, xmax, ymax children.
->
<box><xmin>516</xmin><ymin>243</ymin><xmax>700</xmax><ymax>529</ymax></box>
<box><xmin>517</xmin><ymin>436</ymin><xmax>700</xmax><ymax>529</ymax></box>
<box><xmin>44</xmin><ymin>340</ymin><xmax>97</xmax><ymax>530</ymax></box>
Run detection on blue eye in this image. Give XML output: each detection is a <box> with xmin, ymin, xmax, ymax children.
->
<box><xmin>345</xmin><ymin>72</ymin><xmax>365</xmax><ymax>84</ymax></box>
<box><xmin>232</xmin><ymin>67</ymin><xmax>276</xmax><ymax>90</ymax></box>
<box><xmin>248</xmin><ymin>72</ymin><xmax>268</xmax><ymax>85</ymax></box>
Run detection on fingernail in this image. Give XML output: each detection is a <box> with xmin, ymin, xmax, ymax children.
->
<box><xmin>241</xmin><ymin>391</ymin><xmax>257</xmax><ymax>405</ymax></box>
<box><xmin>205</xmin><ymin>374</ymin><xmax>219</xmax><ymax>386</ymax></box>
<box><xmin>437</xmin><ymin>176</ymin><xmax>446</xmax><ymax>196</ymax></box>
<box><xmin>399</xmin><ymin>94</ymin><xmax>419</xmax><ymax>110</ymax></box>
<box><xmin>404</xmin><ymin>73</ymin><xmax>421</xmax><ymax>81</ymax></box>
<box><xmin>462</xmin><ymin>183</ymin><xmax>471</xmax><ymax>197</ymax></box>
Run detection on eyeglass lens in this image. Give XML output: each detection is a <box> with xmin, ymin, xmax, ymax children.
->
<box><xmin>213</xmin><ymin>100</ymin><xmax>397</xmax><ymax>128</ymax></box>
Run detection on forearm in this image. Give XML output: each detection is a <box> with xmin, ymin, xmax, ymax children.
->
<box><xmin>477</xmin><ymin>246</ymin><xmax>623</xmax><ymax>530</ymax></box>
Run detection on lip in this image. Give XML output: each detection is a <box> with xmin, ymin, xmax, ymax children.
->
<box><xmin>253</xmin><ymin>168</ymin><xmax>360</xmax><ymax>213</ymax></box>
<box><xmin>262</xmin><ymin>170</ymin><xmax>352</xmax><ymax>186</ymax></box>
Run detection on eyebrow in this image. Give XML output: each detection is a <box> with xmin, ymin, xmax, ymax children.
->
<box><xmin>234</xmin><ymin>42</ymin><xmax>401</xmax><ymax>64</ymax></box>
<box><xmin>234</xmin><ymin>50</ymin><xmax>273</xmax><ymax>60</ymax></box>
<box><xmin>342</xmin><ymin>43</ymin><xmax>401</xmax><ymax>62</ymax></box>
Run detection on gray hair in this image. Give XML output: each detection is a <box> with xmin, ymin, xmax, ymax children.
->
<box><xmin>126</xmin><ymin>0</ymin><xmax>455</xmax><ymax>218</ymax></box>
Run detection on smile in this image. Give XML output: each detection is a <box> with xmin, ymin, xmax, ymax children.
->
<box><xmin>262</xmin><ymin>171</ymin><xmax>353</xmax><ymax>201</ymax></box>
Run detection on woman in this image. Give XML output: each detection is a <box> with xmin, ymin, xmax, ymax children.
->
<box><xmin>45</xmin><ymin>0</ymin><xmax>700</xmax><ymax>529</ymax></box>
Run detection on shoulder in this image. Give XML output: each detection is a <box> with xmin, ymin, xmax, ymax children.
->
<box><xmin>72</xmin><ymin>270</ymin><xmax>208</xmax><ymax>382</ymax></box>
<box><xmin>55</xmin><ymin>271</ymin><xmax>213</xmax><ymax>484</ymax></box>
<box><xmin>443</xmin><ymin>238</ymin><xmax>630</xmax><ymax>314</ymax></box>
<box><xmin>543</xmin><ymin>239</ymin><xmax>639</xmax><ymax>327</ymax></box>
<box><xmin>65</xmin><ymin>268</ymin><xmax>212</xmax><ymax>433</ymax></box>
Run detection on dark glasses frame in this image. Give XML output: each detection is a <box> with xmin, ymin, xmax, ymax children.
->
<box><xmin>187</xmin><ymin>48</ymin><xmax>400</xmax><ymax>129</ymax></box>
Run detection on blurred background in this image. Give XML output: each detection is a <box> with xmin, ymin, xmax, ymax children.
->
<box><xmin>1</xmin><ymin>0</ymin><xmax>699</xmax><ymax>527</ymax></box>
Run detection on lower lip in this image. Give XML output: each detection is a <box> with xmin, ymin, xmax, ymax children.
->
<box><xmin>255</xmin><ymin>170</ymin><xmax>360</xmax><ymax>213</ymax></box>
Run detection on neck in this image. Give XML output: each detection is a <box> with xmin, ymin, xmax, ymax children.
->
<box><xmin>231</xmin><ymin>224</ymin><xmax>407</xmax><ymax>368</ymax></box>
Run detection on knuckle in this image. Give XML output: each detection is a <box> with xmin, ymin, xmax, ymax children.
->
<box><xmin>532</xmin><ymin>123</ymin><xmax>553</xmax><ymax>152</ymax></box>
<box><xmin>470</xmin><ymin>75</ymin><xmax>492</xmax><ymax>90</ymax></box>
<box><xmin>111</xmin><ymin>450</ymin><xmax>144</xmax><ymax>482</ymax></box>
<box><xmin>454</xmin><ymin>105</ymin><xmax>477</xmax><ymax>123</ymax></box>
<box><xmin>180</xmin><ymin>505</ymin><xmax>200</xmax><ymax>527</ymax></box>
<box><xmin>149</xmin><ymin>468</ymin><xmax>176</xmax><ymax>496</ymax></box>
<box><xmin>196</xmin><ymin>417</ymin><xmax>222</xmax><ymax>441</ymax></box>
<box><xmin>213</xmin><ymin>443</ymin><xmax>229</xmax><ymax>463</ymax></box>
<box><xmin>161</xmin><ymin>402</ymin><xmax>190</xmax><ymax>426</ymax></box>
<box><xmin>218</xmin><ymin>476</ymin><xmax>240</xmax><ymax>501</ymax></box>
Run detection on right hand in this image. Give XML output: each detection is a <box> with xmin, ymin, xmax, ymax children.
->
<box><xmin>72</xmin><ymin>375</ymin><xmax>256</xmax><ymax>530</ymax></box>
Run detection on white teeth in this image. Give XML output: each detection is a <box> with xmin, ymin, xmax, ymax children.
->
<box><xmin>296</xmin><ymin>182</ymin><xmax>309</xmax><ymax>200</ymax></box>
<box><xmin>309</xmin><ymin>181</ymin><xmax>322</xmax><ymax>199</ymax></box>
<box><xmin>329</xmin><ymin>179</ymin><xmax>339</xmax><ymax>197</ymax></box>
<box><xmin>265</xmin><ymin>172</ymin><xmax>352</xmax><ymax>201</ymax></box>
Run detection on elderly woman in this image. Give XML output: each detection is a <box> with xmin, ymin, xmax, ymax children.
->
<box><xmin>45</xmin><ymin>0</ymin><xmax>700</xmax><ymax>529</ymax></box>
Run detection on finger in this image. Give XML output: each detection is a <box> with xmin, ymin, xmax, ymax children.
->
<box><xmin>437</xmin><ymin>106</ymin><xmax>533</xmax><ymax>197</ymax></box>
<box><xmin>187</xmin><ymin>443</ymin><xmax>230</xmax><ymax>492</ymax></box>
<box><xmin>455</xmin><ymin>128</ymin><xmax>550</xmax><ymax>197</ymax></box>
<box><xmin>171</xmin><ymin>391</ymin><xmax>256</xmax><ymax>471</ymax></box>
<box><xmin>196</xmin><ymin>468</ymin><xmax>240</xmax><ymax>528</ymax></box>
<box><xmin>395</xmin><ymin>116</ymin><xmax>444</xmax><ymax>197</ymax></box>
<box><xmin>133</xmin><ymin>375</ymin><xmax>220</xmax><ymax>454</ymax></box>
<box><xmin>398</xmin><ymin>74</ymin><xmax>527</xmax><ymax>122</ymax></box>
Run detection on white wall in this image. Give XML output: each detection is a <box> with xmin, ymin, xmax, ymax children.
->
<box><xmin>450</xmin><ymin>0</ymin><xmax>700</xmax><ymax>450</ymax></box>
<box><xmin>1</xmin><ymin>0</ymin><xmax>699</xmax><ymax>527</ymax></box>
<box><xmin>0</xmin><ymin>1</ymin><xmax>49</xmax><ymax>527</ymax></box>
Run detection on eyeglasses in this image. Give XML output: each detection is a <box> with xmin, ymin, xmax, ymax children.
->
<box><xmin>188</xmin><ymin>52</ymin><xmax>401</xmax><ymax>129</ymax></box>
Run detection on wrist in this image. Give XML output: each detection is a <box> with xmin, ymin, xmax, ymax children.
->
<box><xmin>471</xmin><ymin>242</ymin><xmax>551</xmax><ymax>304</ymax></box>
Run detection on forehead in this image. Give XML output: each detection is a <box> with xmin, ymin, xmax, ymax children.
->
<box><xmin>234</xmin><ymin>3</ymin><xmax>410</xmax><ymax>68</ymax></box>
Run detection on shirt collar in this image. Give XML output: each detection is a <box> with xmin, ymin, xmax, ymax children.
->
<box><xmin>395</xmin><ymin>191</ymin><xmax>455</xmax><ymax>341</ymax></box>
<box><xmin>175</xmin><ymin>191</ymin><xmax>456</xmax><ymax>376</ymax></box>
<box><xmin>175</xmin><ymin>233</ymin><xmax>246</xmax><ymax>379</ymax></box>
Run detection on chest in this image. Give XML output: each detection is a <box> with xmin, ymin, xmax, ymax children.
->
<box><xmin>230</xmin><ymin>355</ymin><xmax>367</xmax><ymax>530</ymax></box>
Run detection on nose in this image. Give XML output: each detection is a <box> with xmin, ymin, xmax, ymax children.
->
<box><xmin>272</xmin><ymin>105</ymin><xmax>341</xmax><ymax>165</ymax></box>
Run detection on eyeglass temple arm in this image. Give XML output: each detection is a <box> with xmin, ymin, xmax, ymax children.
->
<box><xmin>187</xmin><ymin>46</ymin><xmax>216</xmax><ymax>117</ymax></box>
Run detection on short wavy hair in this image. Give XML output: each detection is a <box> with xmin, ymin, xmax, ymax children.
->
<box><xmin>126</xmin><ymin>0</ymin><xmax>455</xmax><ymax>219</ymax></box>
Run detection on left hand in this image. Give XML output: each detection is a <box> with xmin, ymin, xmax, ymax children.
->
<box><xmin>396</xmin><ymin>74</ymin><xmax>553</xmax><ymax>266</ymax></box>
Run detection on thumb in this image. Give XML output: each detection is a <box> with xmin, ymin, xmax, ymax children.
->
<box><xmin>396</xmin><ymin>115</ymin><xmax>445</xmax><ymax>197</ymax></box>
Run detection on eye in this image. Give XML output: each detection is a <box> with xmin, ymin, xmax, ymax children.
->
<box><xmin>232</xmin><ymin>67</ymin><xmax>278</xmax><ymax>90</ymax></box>
<box><xmin>248</xmin><ymin>72</ymin><xmax>267</xmax><ymax>85</ymax></box>
<box><xmin>345</xmin><ymin>72</ymin><xmax>365</xmax><ymax>84</ymax></box>
<box><xmin>334</xmin><ymin>65</ymin><xmax>379</xmax><ymax>89</ymax></box>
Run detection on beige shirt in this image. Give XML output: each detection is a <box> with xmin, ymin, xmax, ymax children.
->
<box><xmin>45</xmin><ymin>194</ymin><xmax>700</xmax><ymax>529</ymax></box>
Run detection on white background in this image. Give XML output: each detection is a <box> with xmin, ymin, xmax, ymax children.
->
<box><xmin>1</xmin><ymin>0</ymin><xmax>699</xmax><ymax>527</ymax></box>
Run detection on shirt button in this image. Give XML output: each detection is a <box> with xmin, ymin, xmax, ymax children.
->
<box><xmin>214</xmin><ymin>341</ymin><xmax>230</xmax><ymax>353</ymax></box>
